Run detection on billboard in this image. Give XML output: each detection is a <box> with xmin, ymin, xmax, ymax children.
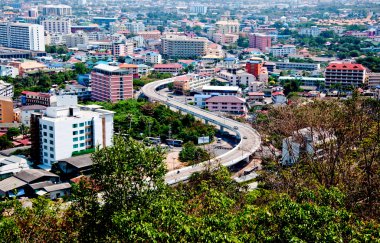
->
<box><xmin>198</xmin><ymin>136</ymin><xmax>210</xmax><ymax>145</ymax></box>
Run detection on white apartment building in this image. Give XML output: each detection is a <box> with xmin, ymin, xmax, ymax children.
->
<box><xmin>215</xmin><ymin>20</ymin><xmax>240</xmax><ymax>34</ymax></box>
<box><xmin>218</xmin><ymin>70</ymin><xmax>256</xmax><ymax>87</ymax></box>
<box><xmin>0</xmin><ymin>22</ymin><xmax>45</xmax><ymax>51</ymax></box>
<box><xmin>41</xmin><ymin>5</ymin><xmax>72</xmax><ymax>16</ymax></box>
<box><xmin>143</xmin><ymin>52</ymin><xmax>162</xmax><ymax>64</ymax></box>
<box><xmin>0</xmin><ymin>80</ymin><xmax>13</xmax><ymax>97</ymax></box>
<box><xmin>36</xmin><ymin>105</ymin><xmax>114</xmax><ymax>168</ymax></box>
<box><xmin>0</xmin><ymin>65</ymin><xmax>19</xmax><ymax>78</ymax></box>
<box><xmin>0</xmin><ymin>156</ymin><xmax>29</xmax><ymax>180</ymax></box>
<box><xmin>270</xmin><ymin>45</ymin><xmax>296</xmax><ymax>57</ymax></box>
<box><xmin>42</xmin><ymin>19</ymin><xmax>71</xmax><ymax>34</ymax></box>
<box><xmin>161</xmin><ymin>35</ymin><xmax>208</xmax><ymax>58</ymax></box>
<box><xmin>189</xmin><ymin>6</ymin><xmax>208</xmax><ymax>15</ymax></box>
<box><xmin>64</xmin><ymin>31</ymin><xmax>89</xmax><ymax>48</ymax></box>
<box><xmin>125</xmin><ymin>22</ymin><xmax>145</xmax><ymax>33</ymax></box>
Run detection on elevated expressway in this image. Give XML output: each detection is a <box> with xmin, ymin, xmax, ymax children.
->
<box><xmin>141</xmin><ymin>77</ymin><xmax>261</xmax><ymax>185</ymax></box>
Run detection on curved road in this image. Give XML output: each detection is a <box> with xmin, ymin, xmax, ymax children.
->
<box><xmin>141</xmin><ymin>76</ymin><xmax>261</xmax><ymax>184</ymax></box>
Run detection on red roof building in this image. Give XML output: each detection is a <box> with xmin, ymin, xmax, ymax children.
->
<box><xmin>325</xmin><ymin>63</ymin><xmax>367</xmax><ymax>88</ymax></box>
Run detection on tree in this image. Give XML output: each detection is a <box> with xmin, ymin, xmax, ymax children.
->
<box><xmin>6</xmin><ymin>128</ymin><xmax>20</xmax><ymax>140</ymax></box>
<box><xmin>179</xmin><ymin>142</ymin><xmax>209</xmax><ymax>164</ymax></box>
<box><xmin>90</xmin><ymin>136</ymin><xmax>167</xmax><ymax>211</ymax></box>
<box><xmin>0</xmin><ymin>135</ymin><xmax>12</xmax><ymax>149</ymax></box>
<box><xmin>74</xmin><ymin>63</ymin><xmax>89</xmax><ymax>74</ymax></box>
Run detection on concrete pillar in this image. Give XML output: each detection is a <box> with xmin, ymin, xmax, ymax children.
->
<box><xmin>220</xmin><ymin>126</ymin><xmax>224</xmax><ymax>132</ymax></box>
<box><xmin>205</xmin><ymin>120</ymin><xmax>209</xmax><ymax>125</ymax></box>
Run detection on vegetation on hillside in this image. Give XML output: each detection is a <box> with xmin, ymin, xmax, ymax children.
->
<box><xmin>90</xmin><ymin>99</ymin><xmax>216</xmax><ymax>143</ymax></box>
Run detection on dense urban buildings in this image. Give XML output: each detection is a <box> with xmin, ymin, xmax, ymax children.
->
<box><xmin>248</xmin><ymin>33</ymin><xmax>272</xmax><ymax>52</ymax></box>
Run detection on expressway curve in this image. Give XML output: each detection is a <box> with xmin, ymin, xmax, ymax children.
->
<box><xmin>141</xmin><ymin>76</ymin><xmax>261</xmax><ymax>185</ymax></box>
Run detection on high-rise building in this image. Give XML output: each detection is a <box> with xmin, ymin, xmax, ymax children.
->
<box><xmin>325</xmin><ymin>63</ymin><xmax>367</xmax><ymax>88</ymax></box>
<box><xmin>161</xmin><ymin>35</ymin><xmax>208</xmax><ymax>58</ymax></box>
<box><xmin>91</xmin><ymin>64</ymin><xmax>133</xmax><ymax>102</ymax></box>
<box><xmin>0</xmin><ymin>22</ymin><xmax>45</xmax><ymax>52</ymax></box>
<box><xmin>248</xmin><ymin>33</ymin><xmax>271</xmax><ymax>52</ymax></box>
<box><xmin>42</xmin><ymin>19</ymin><xmax>71</xmax><ymax>34</ymax></box>
<box><xmin>125</xmin><ymin>22</ymin><xmax>145</xmax><ymax>33</ymax></box>
<box><xmin>0</xmin><ymin>96</ymin><xmax>14</xmax><ymax>123</ymax></box>
<box><xmin>189</xmin><ymin>6</ymin><xmax>208</xmax><ymax>15</ymax></box>
<box><xmin>30</xmin><ymin>105</ymin><xmax>114</xmax><ymax>168</ymax></box>
<box><xmin>215</xmin><ymin>20</ymin><xmax>240</xmax><ymax>34</ymax></box>
<box><xmin>41</xmin><ymin>5</ymin><xmax>72</xmax><ymax>16</ymax></box>
<box><xmin>64</xmin><ymin>31</ymin><xmax>89</xmax><ymax>48</ymax></box>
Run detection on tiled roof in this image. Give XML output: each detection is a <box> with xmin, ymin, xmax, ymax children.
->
<box><xmin>206</xmin><ymin>96</ymin><xmax>245</xmax><ymax>103</ymax></box>
<box><xmin>154</xmin><ymin>63</ymin><xmax>182</xmax><ymax>69</ymax></box>
<box><xmin>326</xmin><ymin>63</ymin><xmax>365</xmax><ymax>71</ymax></box>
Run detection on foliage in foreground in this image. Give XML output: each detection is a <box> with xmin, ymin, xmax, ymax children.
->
<box><xmin>0</xmin><ymin>136</ymin><xmax>379</xmax><ymax>242</ymax></box>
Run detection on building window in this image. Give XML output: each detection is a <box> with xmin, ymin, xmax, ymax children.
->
<box><xmin>80</xmin><ymin>143</ymin><xmax>85</xmax><ymax>147</ymax></box>
<box><xmin>50</xmin><ymin>147</ymin><xmax>54</xmax><ymax>152</ymax></box>
<box><xmin>73</xmin><ymin>144</ymin><xmax>78</xmax><ymax>149</ymax></box>
<box><xmin>80</xmin><ymin>123</ymin><xmax>85</xmax><ymax>127</ymax></box>
<box><xmin>43</xmin><ymin>139</ymin><xmax>47</xmax><ymax>143</ymax></box>
<box><xmin>73</xmin><ymin>124</ymin><xmax>78</xmax><ymax>128</ymax></box>
<box><xmin>50</xmin><ymin>140</ymin><xmax>54</xmax><ymax>145</ymax></box>
<box><xmin>43</xmin><ymin>125</ymin><xmax>47</xmax><ymax>129</ymax></box>
<box><xmin>49</xmin><ymin>134</ymin><xmax>53</xmax><ymax>138</ymax></box>
<box><xmin>49</xmin><ymin>126</ymin><xmax>53</xmax><ymax>131</ymax></box>
<box><xmin>73</xmin><ymin>131</ymin><xmax>78</xmax><ymax>135</ymax></box>
<box><xmin>50</xmin><ymin>154</ymin><xmax>54</xmax><ymax>159</ymax></box>
<box><xmin>80</xmin><ymin>136</ymin><xmax>85</xmax><ymax>140</ymax></box>
<box><xmin>80</xmin><ymin>130</ymin><xmax>84</xmax><ymax>134</ymax></box>
<box><xmin>73</xmin><ymin>137</ymin><xmax>78</xmax><ymax>142</ymax></box>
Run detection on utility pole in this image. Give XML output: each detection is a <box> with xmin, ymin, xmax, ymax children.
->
<box><xmin>148</xmin><ymin>120</ymin><xmax>151</xmax><ymax>137</ymax></box>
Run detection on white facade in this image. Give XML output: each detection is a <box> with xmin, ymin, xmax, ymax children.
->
<box><xmin>42</xmin><ymin>19</ymin><xmax>71</xmax><ymax>34</ymax></box>
<box><xmin>125</xmin><ymin>22</ymin><xmax>145</xmax><ymax>33</ymax></box>
<box><xmin>42</xmin><ymin>5</ymin><xmax>72</xmax><ymax>16</ymax></box>
<box><xmin>64</xmin><ymin>31</ymin><xmax>89</xmax><ymax>48</ymax></box>
<box><xmin>38</xmin><ymin>105</ymin><xmax>114</xmax><ymax>167</ymax></box>
<box><xmin>0</xmin><ymin>156</ymin><xmax>29</xmax><ymax>179</ymax></box>
<box><xmin>190</xmin><ymin>6</ymin><xmax>208</xmax><ymax>14</ymax></box>
<box><xmin>0</xmin><ymin>65</ymin><xmax>19</xmax><ymax>78</ymax></box>
<box><xmin>0</xmin><ymin>80</ymin><xmax>13</xmax><ymax>97</ymax></box>
<box><xmin>143</xmin><ymin>52</ymin><xmax>162</xmax><ymax>64</ymax></box>
<box><xmin>218</xmin><ymin>70</ymin><xmax>256</xmax><ymax>87</ymax></box>
<box><xmin>0</xmin><ymin>22</ymin><xmax>45</xmax><ymax>51</ymax></box>
<box><xmin>270</xmin><ymin>45</ymin><xmax>296</xmax><ymax>57</ymax></box>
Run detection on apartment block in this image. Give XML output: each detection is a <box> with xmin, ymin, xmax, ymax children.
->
<box><xmin>0</xmin><ymin>22</ymin><xmax>45</xmax><ymax>51</ymax></box>
<box><xmin>0</xmin><ymin>80</ymin><xmax>14</xmax><ymax>97</ymax></box>
<box><xmin>42</xmin><ymin>5</ymin><xmax>72</xmax><ymax>16</ymax></box>
<box><xmin>91</xmin><ymin>64</ymin><xmax>133</xmax><ymax>102</ymax></box>
<box><xmin>30</xmin><ymin>105</ymin><xmax>114</xmax><ymax>168</ymax></box>
<box><xmin>161</xmin><ymin>35</ymin><xmax>208</xmax><ymax>58</ymax></box>
<box><xmin>42</xmin><ymin>19</ymin><xmax>71</xmax><ymax>34</ymax></box>
<box><xmin>270</xmin><ymin>44</ymin><xmax>296</xmax><ymax>57</ymax></box>
<box><xmin>0</xmin><ymin>96</ymin><xmax>14</xmax><ymax>123</ymax></box>
<box><xmin>153</xmin><ymin>63</ymin><xmax>183</xmax><ymax>74</ymax></box>
<box><xmin>173</xmin><ymin>73</ymin><xmax>213</xmax><ymax>94</ymax></box>
<box><xmin>205</xmin><ymin>96</ymin><xmax>247</xmax><ymax>115</ymax></box>
<box><xmin>275</xmin><ymin>61</ymin><xmax>320</xmax><ymax>71</ymax></box>
<box><xmin>325</xmin><ymin>63</ymin><xmax>366</xmax><ymax>88</ymax></box>
<box><xmin>248</xmin><ymin>33</ymin><xmax>271</xmax><ymax>52</ymax></box>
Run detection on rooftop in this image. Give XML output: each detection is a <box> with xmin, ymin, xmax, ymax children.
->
<box><xmin>206</xmin><ymin>96</ymin><xmax>245</xmax><ymax>103</ymax></box>
<box><xmin>326</xmin><ymin>63</ymin><xmax>366</xmax><ymax>71</ymax></box>
<box><xmin>14</xmin><ymin>169</ymin><xmax>59</xmax><ymax>183</ymax></box>
<box><xmin>0</xmin><ymin>177</ymin><xmax>27</xmax><ymax>193</ymax></box>
<box><xmin>58</xmin><ymin>154</ymin><xmax>92</xmax><ymax>169</ymax></box>
<box><xmin>202</xmin><ymin>85</ymin><xmax>241</xmax><ymax>92</ymax></box>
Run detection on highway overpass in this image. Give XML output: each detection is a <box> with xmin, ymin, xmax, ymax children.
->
<box><xmin>141</xmin><ymin>77</ymin><xmax>261</xmax><ymax>184</ymax></box>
